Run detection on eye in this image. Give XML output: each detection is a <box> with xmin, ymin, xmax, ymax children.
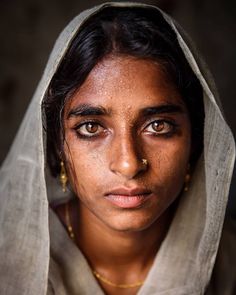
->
<box><xmin>144</xmin><ymin>120</ymin><xmax>175</xmax><ymax>135</ymax></box>
<box><xmin>75</xmin><ymin>122</ymin><xmax>104</xmax><ymax>137</ymax></box>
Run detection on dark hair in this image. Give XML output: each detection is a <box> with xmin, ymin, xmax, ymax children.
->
<box><xmin>43</xmin><ymin>6</ymin><xmax>204</xmax><ymax>177</ymax></box>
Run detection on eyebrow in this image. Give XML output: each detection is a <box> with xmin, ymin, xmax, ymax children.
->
<box><xmin>67</xmin><ymin>102</ymin><xmax>185</xmax><ymax>119</ymax></box>
<box><xmin>141</xmin><ymin>104</ymin><xmax>185</xmax><ymax>116</ymax></box>
<box><xmin>67</xmin><ymin>104</ymin><xmax>110</xmax><ymax>119</ymax></box>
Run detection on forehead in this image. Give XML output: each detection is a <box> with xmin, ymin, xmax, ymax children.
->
<box><xmin>66</xmin><ymin>55</ymin><xmax>185</xmax><ymax>113</ymax></box>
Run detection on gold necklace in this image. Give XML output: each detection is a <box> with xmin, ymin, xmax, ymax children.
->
<box><xmin>65</xmin><ymin>202</ymin><xmax>145</xmax><ymax>289</ymax></box>
<box><xmin>92</xmin><ymin>270</ymin><xmax>144</xmax><ymax>288</ymax></box>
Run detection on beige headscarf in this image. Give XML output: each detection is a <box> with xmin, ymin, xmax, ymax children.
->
<box><xmin>0</xmin><ymin>2</ymin><xmax>235</xmax><ymax>295</ymax></box>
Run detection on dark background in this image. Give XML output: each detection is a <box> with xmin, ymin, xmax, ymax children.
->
<box><xmin>0</xmin><ymin>0</ymin><xmax>236</xmax><ymax>217</ymax></box>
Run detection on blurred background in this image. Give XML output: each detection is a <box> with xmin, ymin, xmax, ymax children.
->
<box><xmin>0</xmin><ymin>0</ymin><xmax>236</xmax><ymax>217</ymax></box>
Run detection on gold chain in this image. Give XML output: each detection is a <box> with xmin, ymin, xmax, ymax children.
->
<box><xmin>92</xmin><ymin>270</ymin><xmax>144</xmax><ymax>288</ymax></box>
<box><xmin>65</xmin><ymin>202</ymin><xmax>144</xmax><ymax>289</ymax></box>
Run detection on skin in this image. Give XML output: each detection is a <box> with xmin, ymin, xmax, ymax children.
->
<box><xmin>59</xmin><ymin>55</ymin><xmax>191</xmax><ymax>295</ymax></box>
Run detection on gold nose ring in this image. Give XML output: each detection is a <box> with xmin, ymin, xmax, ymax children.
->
<box><xmin>141</xmin><ymin>159</ymin><xmax>148</xmax><ymax>166</ymax></box>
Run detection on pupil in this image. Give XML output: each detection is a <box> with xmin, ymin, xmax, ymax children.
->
<box><xmin>87</xmin><ymin>123</ymin><xmax>98</xmax><ymax>133</ymax></box>
<box><xmin>153</xmin><ymin>122</ymin><xmax>164</xmax><ymax>131</ymax></box>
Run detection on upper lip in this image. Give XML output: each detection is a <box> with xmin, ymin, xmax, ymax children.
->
<box><xmin>105</xmin><ymin>187</ymin><xmax>151</xmax><ymax>196</ymax></box>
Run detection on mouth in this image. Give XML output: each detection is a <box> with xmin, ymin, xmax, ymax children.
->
<box><xmin>104</xmin><ymin>187</ymin><xmax>153</xmax><ymax>209</ymax></box>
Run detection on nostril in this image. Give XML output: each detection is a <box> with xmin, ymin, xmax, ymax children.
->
<box><xmin>109</xmin><ymin>155</ymin><xmax>148</xmax><ymax>179</ymax></box>
<box><xmin>109</xmin><ymin>135</ymin><xmax>146</xmax><ymax>179</ymax></box>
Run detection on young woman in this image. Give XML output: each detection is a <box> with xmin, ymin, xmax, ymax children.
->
<box><xmin>0</xmin><ymin>2</ymin><xmax>235</xmax><ymax>295</ymax></box>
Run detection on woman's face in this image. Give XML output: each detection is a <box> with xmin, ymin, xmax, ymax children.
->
<box><xmin>63</xmin><ymin>56</ymin><xmax>191</xmax><ymax>232</ymax></box>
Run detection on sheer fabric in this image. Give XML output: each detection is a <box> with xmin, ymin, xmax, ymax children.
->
<box><xmin>0</xmin><ymin>2</ymin><xmax>235</xmax><ymax>294</ymax></box>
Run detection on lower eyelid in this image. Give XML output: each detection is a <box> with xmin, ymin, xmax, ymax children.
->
<box><xmin>74</xmin><ymin>130</ymin><xmax>101</xmax><ymax>139</ymax></box>
<box><xmin>77</xmin><ymin>126</ymin><xmax>102</xmax><ymax>135</ymax></box>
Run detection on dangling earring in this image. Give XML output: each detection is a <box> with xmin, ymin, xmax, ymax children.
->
<box><xmin>60</xmin><ymin>161</ymin><xmax>68</xmax><ymax>192</ymax></box>
<box><xmin>184</xmin><ymin>165</ymin><xmax>191</xmax><ymax>192</ymax></box>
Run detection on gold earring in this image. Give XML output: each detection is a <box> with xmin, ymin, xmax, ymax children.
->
<box><xmin>184</xmin><ymin>165</ymin><xmax>191</xmax><ymax>192</ymax></box>
<box><xmin>141</xmin><ymin>159</ymin><xmax>148</xmax><ymax>166</ymax></box>
<box><xmin>60</xmin><ymin>161</ymin><xmax>68</xmax><ymax>192</ymax></box>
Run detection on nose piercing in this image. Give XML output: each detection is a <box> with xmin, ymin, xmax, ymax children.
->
<box><xmin>141</xmin><ymin>159</ymin><xmax>148</xmax><ymax>166</ymax></box>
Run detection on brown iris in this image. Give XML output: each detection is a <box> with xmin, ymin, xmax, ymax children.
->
<box><xmin>86</xmin><ymin>123</ymin><xmax>99</xmax><ymax>133</ymax></box>
<box><xmin>152</xmin><ymin>121</ymin><xmax>165</xmax><ymax>132</ymax></box>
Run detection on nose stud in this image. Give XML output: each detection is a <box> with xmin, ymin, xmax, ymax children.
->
<box><xmin>141</xmin><ymin>158</ymin><xmax>148</xmax><ymax>166</ymax></box>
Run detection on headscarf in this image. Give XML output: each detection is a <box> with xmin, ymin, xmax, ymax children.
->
<box><xmin>0</xmin><ymin>2</ymin><xmax>235</xmax><ymax>294</ymax></box>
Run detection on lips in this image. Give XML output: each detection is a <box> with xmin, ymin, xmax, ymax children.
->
<box><xmin>104</xmin><ymin>187</ymin><xmax>152</xmax><ymax>208</ymax></box>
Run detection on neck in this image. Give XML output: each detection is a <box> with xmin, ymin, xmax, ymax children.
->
<box><xmin>70</xmin><ymin>199</ymin><xmax>175</xmax><ymax>277</ymax></box>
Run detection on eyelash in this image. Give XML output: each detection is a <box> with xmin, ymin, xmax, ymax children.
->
<box><xmin>74</xmin><ymin>120</ymin><xmax>106</xmax><ymax>139</ymax></box>
<box><xmin>74</xmin><ymin>119</ymin><xmax>178</xmax><ymax>140</ymax></box>
<box><xmin>143</xmin><ymin>119</ymin><xmax>177</xmax><ymax>137</ymax></box>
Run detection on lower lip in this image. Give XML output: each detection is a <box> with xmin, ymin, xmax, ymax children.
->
<box><xmin>105</xmin><ymin>194</ymin><xmax>152</xmax><ymax>208</ymax></box>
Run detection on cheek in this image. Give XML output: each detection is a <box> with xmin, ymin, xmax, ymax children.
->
<box><xmin>63</xmin><ymin>136</ymin><xmax>107</xmax><ymax>194</ymax></box>
<box><xmin>148</xmin><ymin>136</ymin><xmax>191</xmax><ymax>189</ymax></box>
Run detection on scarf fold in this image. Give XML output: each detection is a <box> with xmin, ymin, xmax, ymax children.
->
<box><xmin>0</xmin><ymin>2</ymin><xmax>234</xmax><ymax>294</ymax></box>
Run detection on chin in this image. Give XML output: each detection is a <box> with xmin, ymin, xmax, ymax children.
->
<box><xmin>104</xmin><ymin>210</ymin><xmax>160</xmax><ymax>233</ymax></box>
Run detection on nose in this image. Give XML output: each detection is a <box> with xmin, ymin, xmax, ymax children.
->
<box><xmin>109</xmin><ymin>133</ymin><xmax>147</xmax><ymax>179</ymax></box>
